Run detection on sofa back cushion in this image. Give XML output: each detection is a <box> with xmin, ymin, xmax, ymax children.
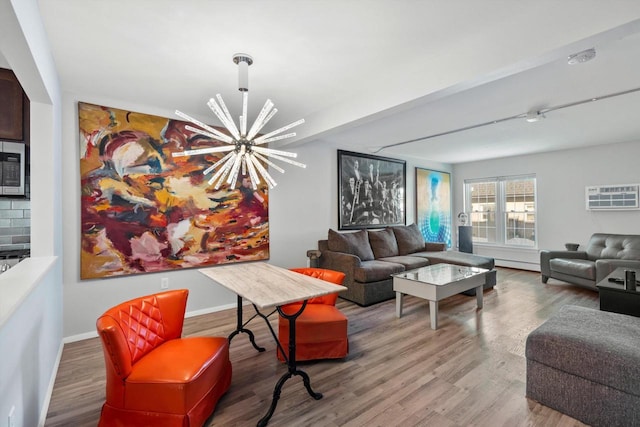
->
<box><xmin>368</xmin><ymin>228</ymin><xmax>399</xmax><ymax>258</ymax></box>
<box><xmin>586</xmin><ymin>233</ymin><xmax>640</xmax><ymax>261</ymax></box>
<box><xmin>392</xmin><ymin>223</ymin><xmax>425</xmax><ymax>255</ymax></box>
<box><xmin>327</xmin><ymin>229</ymin><xmax>375</xmax><ymax>261</ymax></box>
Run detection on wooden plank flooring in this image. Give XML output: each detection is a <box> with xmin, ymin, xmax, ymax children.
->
<box><xmin>45</xmin><ymin>268</ymin><xmax>598</xmax><ymax>426</ymax></box>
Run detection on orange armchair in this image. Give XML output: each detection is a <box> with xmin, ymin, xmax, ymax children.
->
<box><xmin>96</xmin><ymin>289</ymin><xmax>232</xmax><ymax>427</ymax></box>
<box><xmin>277</xmin><ymin>268</ymin><xmax>348</xmax><ymax>362</ymax></box>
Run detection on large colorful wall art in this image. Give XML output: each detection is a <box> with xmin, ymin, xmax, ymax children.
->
<box><xmin>416</xmin><ymin>168</ymin><xmax>452</xmax><ymax>248</ymax></box>
<box><xmin>78</xmin><ymin>102</ymin><xmax>269</xmax><ymax>279</ymax></box>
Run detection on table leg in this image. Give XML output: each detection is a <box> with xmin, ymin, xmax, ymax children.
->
<box><xmin>396</xmin><ymin>292</ymin><xmax>404</xmax><ymax>318</ymax></box>
<box><xmin>258</xmin><ymin>300</ymin><xmax>322</xmax><ymax>427</ymax></box>
<box><xmin>429</xmin><ymin>300</ymin><xmax>438</xmax><ymax>330</ymax></box>
<box><xmin>476</xmin><ymin>285</ymin><xmax>483</xmax><ymax>309</ymax></box>
<box><xmin>227</xmin><ymin>295</ymin><xmax>265</xmax><ymax>352</ymax></box>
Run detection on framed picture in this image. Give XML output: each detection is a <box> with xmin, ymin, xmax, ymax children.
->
<box><xmin>338</xmin><ymin>150</ymin><xmax>406</xmax><ymax>230</ymax></box>
<box><xmin>78</xmin><ymin>102</ymin><xmax>270</xmax><ymax>279</ymax></box>
<box><xmin>416</xmin><ymin>168</ymin><xmax>452</xmax><ymax>247</ymax></box>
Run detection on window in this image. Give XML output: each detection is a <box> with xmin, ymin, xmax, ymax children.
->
<box><xmin>464</xmin><ymin>175</ymin><xmax>536</xmax><ymax>247</ymax></box>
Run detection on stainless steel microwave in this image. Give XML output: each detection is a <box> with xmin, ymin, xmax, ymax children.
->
<box><xmin>0</xmin><ymin>141</ymin><xmax>25</xmax><ymax>196</ymax></box>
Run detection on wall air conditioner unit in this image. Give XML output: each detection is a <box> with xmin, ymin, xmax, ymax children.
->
<box><xmin>586</xmin><ymin>184</ymin><xmax>639</xmax><ymax>210</ymax></box>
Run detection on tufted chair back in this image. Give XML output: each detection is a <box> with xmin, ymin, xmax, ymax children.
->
<box><xmin>586</xmin><ymin>233</ymin><xmax>640</xmax><ymax>261</ymax></box>
<box><xmin>96</xmin><ymin>289</ymin><xmax>188</xmax><ymax>400</ymax></box>
<box><xmin>290</xmin><ymin>267</ymin><xmax>345</xmax><ymax>305</ymax></box>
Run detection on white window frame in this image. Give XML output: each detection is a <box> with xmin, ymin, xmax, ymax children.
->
<box><xmin>464</xmin><ymin>174</ymin><xmax>537</xmax><ymax>248</ymax></box>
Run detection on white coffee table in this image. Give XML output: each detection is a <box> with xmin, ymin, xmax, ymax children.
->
<box><xmin>392</xmin><ymin>263</ymin><xmax>488</xmax><ymax>329</ymax></box>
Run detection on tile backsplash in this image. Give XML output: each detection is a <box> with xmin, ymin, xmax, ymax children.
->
<box><xmin>0</xmin><ymin>199</ymin><xmax>30</xmax><ymax>252</ymax></box>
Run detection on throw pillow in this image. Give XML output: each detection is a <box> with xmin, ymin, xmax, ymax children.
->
<box><xmin>368</xmin><ymin>228</ymin><xmax>399</xmax><ymax>258</ymax></box>
<box><xmin>392</xmin><ymin>223</ymin><xmax>425</xmax><ymax>255</ymax></box>
<box><xmin>327</xmin><ymin>229</ymin><xmax>375</xmax><ymax>261</ymax></box>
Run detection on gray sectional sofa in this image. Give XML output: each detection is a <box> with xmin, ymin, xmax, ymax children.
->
<box><xmin>317</xmin><ymin>223</ymin><xmax>496</xmax><ymax>306</ymax></box>
<box><xmin>526</xmin><ymin>305</ymin><xmax>640</xmax><ymax>426</ymax></box>
<box><xmin>540</xmin><ymin>233</ymin><xmax>640</xmax><ymax>290</ymax></box>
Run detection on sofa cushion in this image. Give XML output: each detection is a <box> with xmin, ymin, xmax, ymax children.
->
<box><xmin>392</xmin><ymin>223</ymin><xmax>425</xmax><ymax>255</ymax></box>
<box><xmin>354</xmin><ymin>260</ymin><xmax>405</xmax><ymax>283</ymax></box>
<box><xmin>327</xmin><ymin>229</ymin><xmax>375</xmax><ymax>261</ymax></box>
<box><xmin>585</xmin><ymin>233</ymin><xmax>640</xmax><ymax>261</ymax></box>
<box><xmin>550</xmin><ymin>258</ymin><xmax>596</xmax><ymax>280</ymax></box>
<box><xmin>368</xmin><ymin>228</ymin><xmax>399</xmax><ymax>258</ymax></box>
<box><xmin>378</xmin><ymin>255</ymin><xmax>429</xmax><ymax>270</ymax></box>
<box><xmin>414</xmin><ymin>251</ymin><xmax>495</xmax><ymax>270</ymax></box>
<box><xmin>526</xmin><ymin>305</ymin><xmax>640</xmax><ymax>396</ymax></box>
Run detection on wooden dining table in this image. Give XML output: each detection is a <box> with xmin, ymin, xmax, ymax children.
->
<box><xmin>199</xmin><ymin>262</ymin><xmax>347</xmax><ymax>427</ymax></box>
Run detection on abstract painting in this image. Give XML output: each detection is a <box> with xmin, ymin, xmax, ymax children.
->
<box><xmin>338</xmin><ymin>150</ymin><xmax>405</xmax><ymax>230</ymax></box>
<box><xmin>416</xmin><ymin>168</ymin><xmax>451</xmax><ymax>247</ymax></box>
<box><xmin>78</xmin><ymin>102</ymin><xmax>269</xmax><ymax>279</ymax></box>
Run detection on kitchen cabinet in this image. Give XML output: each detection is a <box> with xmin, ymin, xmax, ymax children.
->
<box><xmin>0</xmin><ymin>68</ymin><xmax>28</xmax><ymax>142</ymax></box>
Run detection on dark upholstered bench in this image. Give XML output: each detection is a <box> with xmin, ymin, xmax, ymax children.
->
<box><xmin>526</xmin><ymin>305</ymin><xmax>640</xmax><ymax>427</ymax></box>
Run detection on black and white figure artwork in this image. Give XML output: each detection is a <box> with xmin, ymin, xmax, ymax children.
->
<box><xmin>338</xmin><ymin>150</ymin><xmax>406</xmax><ymax>230</ymax></box>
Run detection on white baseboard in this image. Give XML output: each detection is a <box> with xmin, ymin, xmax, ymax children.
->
<box><xmin>64</xmin><ymin>330</ymin><xmax>98</xmax><ymax>343</ymax></box>
<box><xmin>38</xmin><ymin>339</ymin><xmax>64</xmax><ymax>427</ymax></box>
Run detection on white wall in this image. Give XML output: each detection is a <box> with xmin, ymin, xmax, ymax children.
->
<box><xmin>452</xmin><ymin>140</ymin><xmax>640</xmax><ymax>269</ymax></box>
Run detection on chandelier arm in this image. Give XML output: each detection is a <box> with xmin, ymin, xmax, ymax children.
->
<box><xmin>175</xmin><ymin>111</ymin><xmax>234</xmax><ymax>143</ymax></box>
<box><xmin>245</xmin><ymin>155</ymin><xmax>261</xmax><ymax>189</ymax></box>
<box><xmin>215</xmin><ymin>94</ymin><xmax>241</xmax><ymax>139</ymax></box>
<box><xmin>253</xmin><ymin>119</ymin><xmax>305</xmax><ymax>144</ymax></box>
<box><xmin>172</xmin><ymin>145</ymin><xmax>235</xmax><ymax>158</ymax></box>
<box><xmin>252</xmin><ymin>146</ymin><xmax>298</xmax><ymax>158</ymax></box>
<box><xmin>212</xmin><ymin>162</ymin><xmax>234</xmax><ymax>188</ymax></box>
<box><xmin>184</xmin><ymin>125</ymin><xmax>233</xmax><ymax>143</ymax></box>
<box><xmin>246</xmin><ymin>100</ymin><xmax>276</xmax><ymax>141</ymax></box>
<box><xmin>203</xmin><ymin>151</ymin><xmax>235</xmax><ymax>175</ymax></box>
<box><xmin>260</xmin><ymin>152</ymin><xmax>307</xmax><ymax>168</ymax></box>
<box><xmin>248</xmin><ymin>154</ymin><xmax>277</xmax><ymax>188</ymax></box>
<box><xmin>207</xmin><ymin>98</ymin><xmax>241</xmax><ymax>140</ymax></box>
<box><xmin>226</xmin><ymin>147</ymin><xmax>245</xmax><ymax>188</ymax></box>
<box><xmin>254</xmin><ymin>132</ymin><xmax>297</xmax><ymax>145</ymax></box>
<box><xmin>252</xmin><ymin>152</ymin><xmax>285</xmax><ymax>173</ymax></box>
<box><xmin>209</xmin><ymin>154</ymin><xmax>237</xmax><ymax>187</ymax></box>
<box><xmin>207</xmin><ymin>160</ymin><xmax>233</xmax><ymax>185</ymax></box>
<box><xmin>241</xmin><ymin>92</ymin><xmax>248</xmax><ymax>136</ymax></box>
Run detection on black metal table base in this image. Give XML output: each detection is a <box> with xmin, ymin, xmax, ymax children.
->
<box><xmin>227</xmin><ymin>296</ymin><xmax>322</xmax><ymax>427</ymax></box>
<box><xmin>228</xmin><ymin>295</ymin><xmax>266</xmax><ymax>352</ymax></box>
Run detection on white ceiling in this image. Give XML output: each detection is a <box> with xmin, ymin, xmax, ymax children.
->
<box><xmin>34</xmin><ymin>1</ymin><xmax>640</xmax><ymax>164</ymax></box>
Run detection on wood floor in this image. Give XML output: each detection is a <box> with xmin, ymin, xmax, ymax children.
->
<box><xmin>45</xmin><ymin>268</ymin><xmax>598</xmax><ymax>427</ymax></box>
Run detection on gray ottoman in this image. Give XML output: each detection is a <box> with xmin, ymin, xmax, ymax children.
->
<box><xmin>525</xmin><ymin>305</ymin><xmax>640</xmax><ymax>427</ymax></box>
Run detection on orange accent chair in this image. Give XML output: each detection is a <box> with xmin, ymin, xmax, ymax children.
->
<box><xmin>96</xmin><ymin>289</ymin><xmax>232</xmax><ymax>427</ymax></box>
<box><xmin>277</xmin><ymin>268</ymin><xmax>348</xmax><ymax>362</ymax></box>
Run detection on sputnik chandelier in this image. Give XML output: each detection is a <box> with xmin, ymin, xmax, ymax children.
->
<box><xmin>172</xmin><ymin>53</ymin><xmax>305</xmax><ymax>190</ymax></box>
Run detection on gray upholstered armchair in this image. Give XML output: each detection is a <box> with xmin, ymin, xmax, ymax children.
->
<box><xmin>540</xmin><ymin>233</ymin><xmax>640</xmax><ymax>290</ymax></box>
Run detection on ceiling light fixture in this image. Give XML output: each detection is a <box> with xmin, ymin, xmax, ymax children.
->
<box><xmin>567</xmin><ymin>48</ymin><xmax>596</xmax><ymax>65</ymax></box>
<box><xmin>172</xmin><ymin>53</ymin><xmax>306</xmax><ymax>190</ymax></box>
<box><xmin>525</xmin><ymin>110</ymin><xmax>545</xmax><ymax>123</ymax></box>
